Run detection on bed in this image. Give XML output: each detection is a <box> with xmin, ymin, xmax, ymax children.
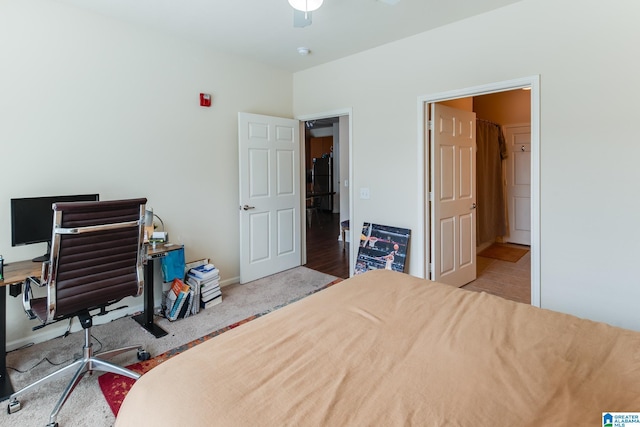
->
<box><xmin>115</xmin><ymin>269</ymin><xmax>640</xmax><ymax>426</ymax></box>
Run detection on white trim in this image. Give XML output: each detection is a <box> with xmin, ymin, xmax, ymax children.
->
<box><xmin>416</xmin><ymin>96</ymin><xmax>427</xmax><ymax>278</ymax></box>
<box><xmin>417</xmin><ymin>76</ymin><xmax>541</xmax><ymax>307</ymax></box>
<box><xmin>296</xmin><ymin>108</ymin><xmax>354</xmax><ymax>275</ymax></box>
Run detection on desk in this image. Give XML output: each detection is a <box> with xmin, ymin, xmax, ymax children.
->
<box><xmin>0</xmin><ymin>260</ymin><xmax>42</xmax><ymax>400</ymax></box>
<box><xmin>132</xmin><ymin>243</ymin><xmax>183</xmax><ymax>338</ymax></box>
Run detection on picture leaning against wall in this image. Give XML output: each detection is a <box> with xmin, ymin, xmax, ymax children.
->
<box><xmin>355</xmin><ymin>223</ymin><xmax>411</xmax><ymax>275</ymax></box>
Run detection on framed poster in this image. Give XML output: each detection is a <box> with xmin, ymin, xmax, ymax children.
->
<box><xmin>354</xmin><ymin>223</ymin><xmax>411</xmax><ymax>275</ymax></box>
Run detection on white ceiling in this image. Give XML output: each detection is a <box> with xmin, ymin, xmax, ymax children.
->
<box><xmin>55</xmin><ymin>0</ymin><xmax>523</xmax><ymax>72</ymax></box>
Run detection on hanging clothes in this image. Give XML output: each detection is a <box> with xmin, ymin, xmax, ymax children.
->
<box><xmin>476</xmin><ymin>119</ymin><xmax>508</xmax><ymax>247</ymax></box>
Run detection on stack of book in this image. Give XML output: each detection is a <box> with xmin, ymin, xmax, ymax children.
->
<box><xmin>186</xmin><ymin>263</ymin><xmax>222</xmax><ymax>311</ymax></box>
<box><xmin>163</xmin><ymin>278</ymin><xmax>194</xmax><ymax>321</ymax></box>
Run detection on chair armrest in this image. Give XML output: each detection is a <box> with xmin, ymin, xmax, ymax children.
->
<box><xmin>41</xmin><ymin>261</ymin><xmax>50</xmax><ymax>284</ymax></box>
<box><xmin>26</xmin><ymin>276</ymin><xmax>42</xmax><ymax>286</ymax></box>
<box><xmin>23</xmin><ymin>278</ymin><xmax>39</xmax><ymax>320</ymax></box>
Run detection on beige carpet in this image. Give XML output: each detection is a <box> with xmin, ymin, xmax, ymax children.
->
<box><xmin>478</xmin><ymin>243</ymin><xmax>529</xmax><ymax>263</ymax></box>
<box><xmin>1</xmin><ymin>266</ymin><xmax>337</xmax><ymax>427</ymax></box>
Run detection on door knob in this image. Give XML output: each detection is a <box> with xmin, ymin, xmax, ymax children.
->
<box><xmin>521</xmin><ymin>145</ymin><xmax>526</xmax><ymax>152</ymax></box>
<box><xmin>242</xmin><ymin>205</ymin><xmax>255</xmax><ymax>211</ymax></box>
<box><xmin>471</xmin><ymin>203</ymin><xmax>477</xmax><ymax>210</ymax></box>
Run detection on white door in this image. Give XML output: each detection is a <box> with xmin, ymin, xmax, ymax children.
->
<box><xmin>430</xmin><ymin>104</ymin><xmax>477</xmax><ymax>287</ymax></box>
<box><xmin>238</xmin><ymin>112</ymin><xmax>301</xmax><ymax>284</ymax></box>
<box><xmin>505</xmin><ymin>125</ymin><xmax>531</xmax><ymax>245</ymax></box>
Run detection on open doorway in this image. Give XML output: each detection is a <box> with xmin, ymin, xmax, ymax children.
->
<box><xmin>441</xmin><ymin>91</ymin><xmax>531</xmax><ymax>303</ymax></box>
<box><xmin>421</xmin><ymin>76</ymin><xmax>540</xmax><ymax>307</ymax></box>
<box><xmin>300</xmin><ymin>114</ymin><xmax>351</xmax><ymax>279</ymax></box>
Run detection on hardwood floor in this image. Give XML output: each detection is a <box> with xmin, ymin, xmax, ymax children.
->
<box><xmin>304</xmin><ymin>212</ymin><xmax>350</xmax><ymax>278</ymax></box>
<box><xmin>305</xmin><ymin>214</ymin><xmax>531</xmax><ymax>304</ymax></box>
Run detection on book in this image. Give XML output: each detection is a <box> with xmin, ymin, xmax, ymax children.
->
<box><xmin>185</xmin><ymin>259</ymin><xmax>222</xmax><ymax>315</ymax></box>
<box><xmin>189</xmin><ymin>283</ymin><xmax>199</xmax><ymax>316</ymax></box>
<box><xmin>168</xmin><ymin>280</ymin><xmax>190</xmax><ymax>321</ymax></box>
<box><xmin>189</xmin><ymin>263</ymin><xmax>219</xmax><ymax>280</ymax></box>
<box><xmin>201</xmin><ymin>295</ymin><xmax>222</xmax><ymax>309</ymax></box>
<box><xmin>201</xmin><ymin>289</ymin><xmax>221</xmax><ymax>302</ymax></box>
<box><xmin>186</xmin><ymin>274</ymin><xmax>218</xmax><ymax>287</ymax></box>
<box><xmin>177</xmin><ymin>290</ymin><xmax>193</xmax><ymax>319</ymax></box>
<box><xmin>164</xmin><ymin>278</ymin><xmax>188</xmax><ymax>319</ymax></box>
<box><xmin>168</xmin><ymin>290</ymin><xmax>186</xmax><ymax>320</ymax></box>
<box><xmin>186</xmin><ymin>276</ymin><xmax>215</xmax><ymax>315</ymax></box>
<box><xmin>164</xmin><ymin>289</ymin><xmax>177</xmax><ymax>315</ymax></box>
<box><xmin>187</xmin><ymin>271</ymin><xmax>221</xmax><ymax>316</ymax></box>
<box><xmin>201</xmin><ymin>285</ymin><xmax>220</xmax><ymax>298</ymax></box>
<box><xmin>200</xmin><ymin>279</ymin><xmax>220</xmax><ymax>289</ymax></box>
<box><xmin>169</xmin><ymin>278</ymin><xmax>186</xmax><ymax>296</ymax></box>
<box><xmin>187</xmin><ymin>274</ymin><xmax>218</xmax><ymax>287</ymax></box>
<box><xmin>200</xmin><ymin>285</ymin><xmax>220</xmax><ymax>295</ymax></box>
<box><xmin>200</xmin><ymin>280</ymin><xmax>220</xmax><ymax>290</ymax></box>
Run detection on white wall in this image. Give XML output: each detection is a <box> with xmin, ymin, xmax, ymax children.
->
<box><xmin>0</xmin><ymin>0</ymin><xmax>292</xmax><ymax>348</ymax></box>
<box><xmin>293</xmin><ymin>0</ymin><xmax>640</xmax><ymax>331</ymax></box>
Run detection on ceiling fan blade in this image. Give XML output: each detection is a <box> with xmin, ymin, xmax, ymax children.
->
<box><xmin>293</xmin><ymin>9</ymin><xmax>312</xmax><ymax>28</ymax></box>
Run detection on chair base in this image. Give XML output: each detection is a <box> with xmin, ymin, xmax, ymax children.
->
<box><xmin>7</xmin><ymin>328</ymin><xmax>148</xmax><ymax>427</ymax></box>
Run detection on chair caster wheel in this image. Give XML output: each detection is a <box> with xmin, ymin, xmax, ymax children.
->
<box><xmin>137</xmin><ymin>349</ymin><xmax>151</xmax><ymax>361</ymax></box>
<box><xmin>46</xmin><ymin>423</ymin><xmax>58</xmax><ymax>427</ymax></box>
<box><xmin>7</xmin><ymin>398</ymin><xmax>21</xmax><ymax>414</ymax></box>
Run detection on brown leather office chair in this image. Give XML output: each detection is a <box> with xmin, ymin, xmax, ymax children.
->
<box><xmin>7</xmin><ymin>198</ymin><xmax>150</xmax><ymax>427</ymax></box>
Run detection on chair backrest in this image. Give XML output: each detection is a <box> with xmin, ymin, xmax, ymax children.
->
<box><xmin>43</xmin><ymin>198</ymin><xmax>147</xmax><ymax>322</ymax></box>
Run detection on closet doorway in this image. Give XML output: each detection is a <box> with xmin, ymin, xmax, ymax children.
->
<box><xmin>446</xmin><ymin>90</ymin><xmax>532</xmax><ymax>252</ymax></box>
<box><xmin>422</xmin><ymin>76</ymin><xmax>539</xmax><ymax>306</ymax></box>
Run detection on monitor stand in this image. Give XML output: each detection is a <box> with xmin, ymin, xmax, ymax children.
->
<box><xmin>32</xmin><ymin>242</ymin><xmax>51</xmax><ymax>263</ymax></box>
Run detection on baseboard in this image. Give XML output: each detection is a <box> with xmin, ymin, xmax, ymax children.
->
<box><xmin>220</xmin><ymin>276</ymin><xmax>239</xmax><ymax>287</ymax></box>
<box><xmin>477</xmin><ymin>241</ymin><xmax>494</xmax><ymax>253</ymax></box>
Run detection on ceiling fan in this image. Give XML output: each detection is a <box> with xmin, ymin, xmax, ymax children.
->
<box><xmin>290</xmin><ymin>0</ymin><xmax>400</xmax><ymax>28</ymax></box>
<box><xmin>290</xmin><ymin>0</ymin><xmax>323</xmax><ymax>28</ymax></box>
<box><xmin>293</xmin><ymin>10</ymin><xmax>313</xmax><ymax>28</ymax></box>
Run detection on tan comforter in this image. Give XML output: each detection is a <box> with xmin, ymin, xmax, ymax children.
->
<box><xmin>115</xmin><ymin>270</ymin><xmax>640</xmax><ymax>426</ymax></box>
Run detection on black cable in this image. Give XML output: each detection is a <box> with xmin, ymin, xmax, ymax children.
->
<box><xmin>153</xmin><ymin>213</ymin><xmax>165</xmax><ymax>232</ymax></box>
<box><xmin>6</xmin><ymin>317</ymin><xmax>73</xmax><ymax>356</ymax></box>
<box><xmin>7</xmin><ymin>319</ymin><xmax>105</xmax><ymax>375</ymax></box>
<box><xmin>91</xmin><ymin>333</ymin><xmax>103</xmax><ymax>354</ymax></box>
<box><xmin>7</xmin><ymin>355</ymin><xmax>74</xmax><ymax>374</ymax></box>
<box><xmin>62</xmin><ymin>316</ymin><xmax>72</xmax><ymax>338</ymax></box>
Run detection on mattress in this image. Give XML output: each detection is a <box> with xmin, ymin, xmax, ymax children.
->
<box><xmin>115</xmin><ymin>269</ymin><xmax>640</xmax><ymax>426</ymax></box>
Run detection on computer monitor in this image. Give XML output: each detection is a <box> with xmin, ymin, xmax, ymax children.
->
<box><xmin>10</xmin><ymin>194</ymin><xmax>100</xmax><ymax>262</ymax></box>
